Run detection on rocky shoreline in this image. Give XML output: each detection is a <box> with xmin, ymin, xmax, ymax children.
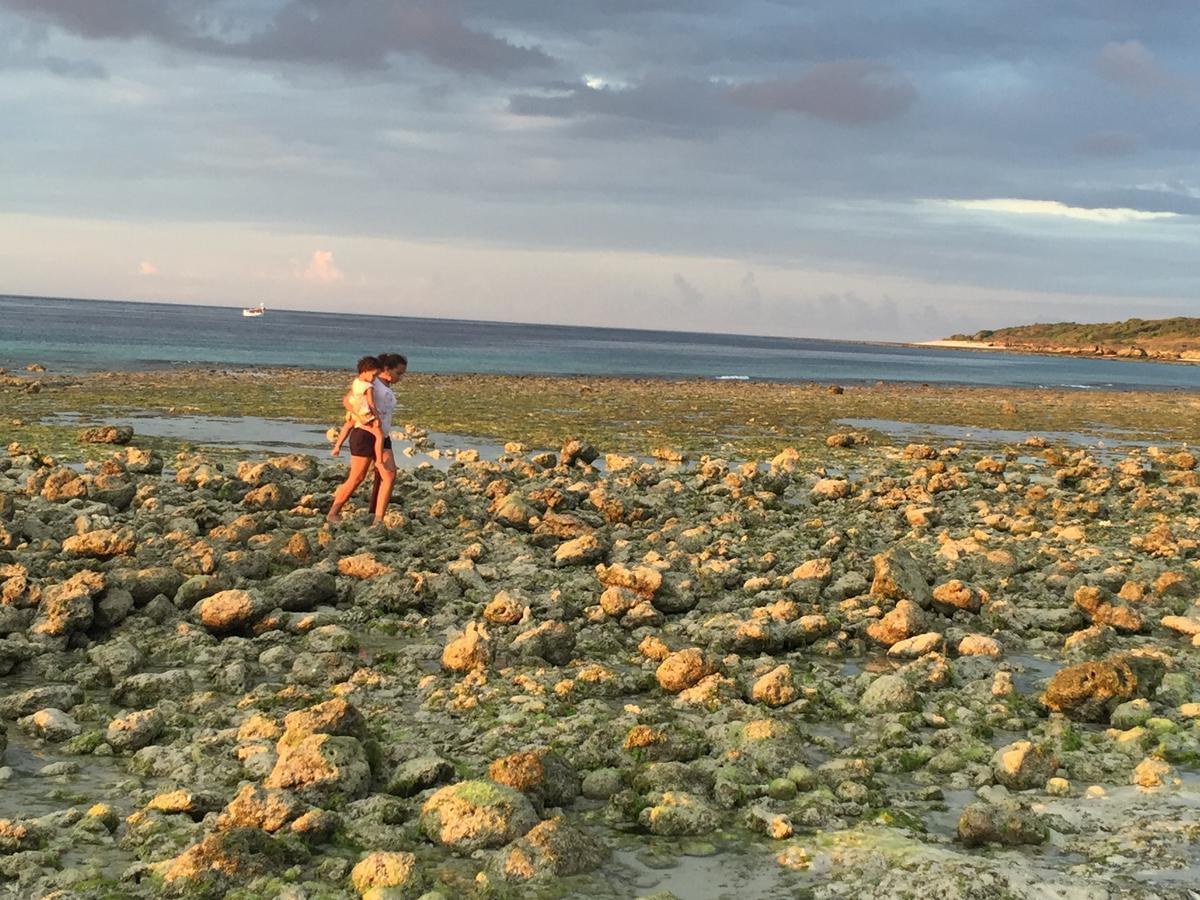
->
<box><xmin>1</xmin><ymin>421</ymin><xmax>1199</xmax><ymax>898</ymax></box>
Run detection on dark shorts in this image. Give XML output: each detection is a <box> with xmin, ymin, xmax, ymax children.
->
<box><xmin>348</xmin><ymin>428</ymin><xmax>393</xmax><ymax>458</ymax></box>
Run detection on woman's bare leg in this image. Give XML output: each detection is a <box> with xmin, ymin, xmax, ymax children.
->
<box><xmin>370</xmin><ymin>449</ymin><xmax>397</xmax><ymax>525</ymax></box>
<box><xmin>327</xmin><ymin>454</ymin><xmax>373</xmax><ymax>522</ymax></box>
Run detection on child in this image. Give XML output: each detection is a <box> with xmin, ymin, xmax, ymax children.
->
<box><xmin>330</xmin><ymin>355</ymin><xmax>385</xmax><ymax>465</ymax></box>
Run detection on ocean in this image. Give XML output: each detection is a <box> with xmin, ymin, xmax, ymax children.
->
<box><xmin>4</xmin><ymin>294</ymin><xmax>1200</xmax><ymax>391</ymax></box>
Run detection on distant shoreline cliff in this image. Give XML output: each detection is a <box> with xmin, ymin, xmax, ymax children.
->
<box><xmin>935</xmin><ymin>317</ymin><xmax>1200</xmax><ymax>363</ymax></box>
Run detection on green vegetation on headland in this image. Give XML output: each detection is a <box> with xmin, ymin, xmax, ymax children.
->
<box><xmin>949</xmin><ymin>316</ymin><xmax>1200</xmax><ymax>361</ymax></box>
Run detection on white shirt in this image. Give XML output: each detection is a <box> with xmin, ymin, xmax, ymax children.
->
<box><xmin>372</xmin><ymin>378</ymin><xmax>396</xmax><ymax>436</ymax></box>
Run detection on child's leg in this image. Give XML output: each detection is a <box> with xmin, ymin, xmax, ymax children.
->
<box><xmin>370</xmin><ymin>422</ymin><xmax>385</xmax><ymax>464</ymax></box>
<box><xmin>331</xmin><ymin>419</ymin><xmax>353</xmax><ymax>456</ymax></box>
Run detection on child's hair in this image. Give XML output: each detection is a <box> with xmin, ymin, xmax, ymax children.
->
<box><xmin>356</xmin><ymin>355</ymin><xmax>382</xmax><ymax>374</ymax></box>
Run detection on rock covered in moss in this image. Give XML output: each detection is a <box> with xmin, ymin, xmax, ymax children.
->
<box><xmin>349</xmin><ymin>850</ymin><xmax>424</xmax><ymax>897</ymax></box>
<box><xmin>441</xmin><ymin>620</ymin><xmax>491</xmax><ymax>673</ymax></box>
<box><xmin>957</xmin><ymin>801</ymin><xmax>1048</xmax><ymax>847</ymax></box>
<box><xmin>656</xmin><ymin>648</ymin><xmax>714</xmax><ymax>693</ymax></box>
<box><xmin>638</xmin><ymin>791</ymin><xmax>720</xmax><ymax>836</ymax></box>
<box><xmin>488</xmin><ymin>748</ymin><xmax>580</xmax><ymax>809</ymax></box>
<box><xmin>991</xmin><ymin>741</ymin><xmax>1058</xmax><ymax>791</ymax></box>
<box><xmin>489</xmin><ymin>817</ymin><xmax>608</xmax><ymax>883</ymax></box>
<box><xmin>195</xmin><ymin>589</ymin><xmax>268</xmax><ymax>634</ymax></box>
<box><xmin>264</xmin><ymin>734</ymin><xmax>372</xmax><ymax>805</ymax></box>
<box><xmin>1041</xmin><ymin>652</ymin><xmax>1167</xmax><ymax>722</ymax></box>
<box><xmin>31</xmin><ymin>569</ymin><xmax>104</xmax><ymax>636</ymax></box>
<box><xmin>420</xmin><ymin>780</ymin><xmax>539</xmax><ymax>852</ymax></box>
<box><xmin>860</xmin><ymin>674</ymin><xmax>919</xmax><ymax>714</ymax></box>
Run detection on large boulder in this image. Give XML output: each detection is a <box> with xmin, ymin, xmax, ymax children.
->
<box><xmin>488</xmin><ymin>748</ymin><xmax>580</xmax><ymax>809</ymax></box>
<box><xmin>32</xmin><ymin>570</ymin><xmax>104</xmax><ymax>636</ymax></box>
<box><xmin>870</xmin><ymin>546</ymin><xmax>931</xmax><ymax>607</ymax></box>
<box><xmin>957</xmin><ymin>801</ymin><xmax>1047</xmax><ymax>847</ymax></box>
<box><xmin>268</xmin><ymin>568</ymin><xmax>336</xmax><ymax>612</ymax></box>
<box><xmin>865</xmin><ymin>599</ymin><xmax>927</xmax><ymax>647</ymax></box>
<box><xmin>992</xmin><ymin>741</ymin><xmax>1058</xmax><ymax>791</ymax></box>
<box><xmin>442</xmin><ymin>622</ymin><xmax>491</xmax><ymax>673</ymax></box>
<box><xmin>638</xmin><ymin>791</ymin><xmax>720</xmax><ymax>836</ymax></box>
<box><xmin>860</xmin><ymin>674</ymin><xmax>919</xmax><ymax>714</ymax></box>
<box><xmin>419</xmin><ymin>780</ymin><xmax>539</xmax><ymax>852</ymax></box>
<box><xmin>195</xmin><ymin>589</ymin><xmax>269</xmax><ymax>635</ymax></box>
<box><xmin>61</xmin><ymin>529</ymin><xmax>135</xmax><ymax>560</ymax></box>
<box><xmin>216</xmin><ymin>784</ymin><xmax>307</xmax><ymax>833</ymax></box>
<box><xmin>79</xmin><ymin>425</ymin><xmax>133</xmax><ymax>444</ymax></box>
<box><xmin>350</xmin><ymin>851</ymin><xmax>424</xmax><ymax>897</ymax></box>
<box><xmin>1041</xmin><ymin>652</ymin><xmax>1167</xmax><ymax>722</ymax></box>
<box><xmin>263</xmin><ymin>734</ymin><xmax>371</xmax><ymax>805</ymax></box>
<box><xmin>277</xmin><ymin>698</ymin><xmax>367</xmax><ymax>751</ymax></box>
<box><xmin>512</xmin><ymin>620</ymin><xmax>575</xmax><ymax>666</ymax></box>
<box><xmin>489</xmin><ymin>817</ymin><xmax>608</xmax><ymax>884</ymax></box>
<box><xmin>656</xmin><ymin>648</ymin><xmax>714</xmax><ymax>694</ymax></box>
<box><xmin>156</xmin><ymin>827</ymin><xmax>298</xmax><ymax>888</ymax></box>
<box><xmin>106</xmin><ymin>708</ymin><xmax>165</xmax><ymax>753</ymax></box>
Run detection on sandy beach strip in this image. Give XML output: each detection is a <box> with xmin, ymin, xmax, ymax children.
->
<box><xmin>910</xmin><ymin>339</ymin><xmax>1005</xmax><ymax>351</ymax></box>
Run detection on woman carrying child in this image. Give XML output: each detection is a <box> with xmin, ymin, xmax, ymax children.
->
<box><xmin>326</xmin><ymin>352</ymin><xmax>407</xmax><ymax>526</ymax></box>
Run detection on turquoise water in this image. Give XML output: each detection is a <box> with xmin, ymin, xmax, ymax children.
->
<box><xmin>5</xmin><ymin>294</ymin><xmax>1200</xmax><ymax>390</ymax></box>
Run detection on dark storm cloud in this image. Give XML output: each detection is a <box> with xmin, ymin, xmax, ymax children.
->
<box><xmin>0</xmin><ymin>0</ymin><xmax>553</xmax><ymax>75</ymax></box>
<box><xmin>727</xmin><ymin>62</ymin><xmax>916</xmax><ymax>125</ymax></box>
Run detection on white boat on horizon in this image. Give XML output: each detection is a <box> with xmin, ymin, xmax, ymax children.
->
<box><xmin>242</xmin><ymin>303</ymin><xmax>266</xmax><ymax>318</ymax></box>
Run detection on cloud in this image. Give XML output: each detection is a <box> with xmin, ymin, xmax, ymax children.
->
<box><xmin>138</xmin><ymin>260</ymin><xmax>158</xmax><ymax>275</ymax></box>
<box><xmin>508</xmin><ymin>76</ymin><xmax>747</xmax><ymax>137</ymax></box>
<box><xmin>0</xmin><ymin>0</ymin><xmax>554</xmax><ymax>75</ymax></box>
<box><xmin>300</xmin><ymin>250</ymin><xmax>343</xmax><ymax>283</ymax></box>
<box><xmin>1096</xmin><ymin>40</ymin><xmax>1182</xmax><ymax>96</ymax></box>
<box><xmin>942</xmin><ymin>198</ymin><xmax>1180</xmax><ymax>224</ymax></box>
<box><xmin>727</xmin><ymin>61</ymin><xmax>916</xmax><ymax>125</ymax></box>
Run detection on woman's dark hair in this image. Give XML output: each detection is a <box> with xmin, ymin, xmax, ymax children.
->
<box><xmin>356</xmin><ymin>355</ymin><xmax>382</xmax><ymax>374</ymax></box>
<box><xmin>377</xmin><ymin>353</ymin><xmax>408</xmax><ymax>370</ymax></box>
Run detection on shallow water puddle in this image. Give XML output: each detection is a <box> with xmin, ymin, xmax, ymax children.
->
<box><xmin>1</xmin><ymin>723</ymin><xmax>131</xmax><ymax>819</ymax></box>
<box><xmin>48</xmin><ymin>411</ymin><xmax>511</xmax><ymax>470</ymax></box>
<box><xmin>608</xmin><ymin>843</ymin><xmax>807</xmax><ymax>899</ymax></box>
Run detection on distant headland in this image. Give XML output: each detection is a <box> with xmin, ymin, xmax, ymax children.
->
<box><xmin>919</xmin><ymin>317</ymin><xmax>1200</xmax><ymax>363</ymax></box>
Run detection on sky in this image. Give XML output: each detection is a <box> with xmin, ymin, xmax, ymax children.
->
<box><xmin>2</xmin><ymin>1</ymin><xmax>1198</xmax><ymax>340</ymax></box>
